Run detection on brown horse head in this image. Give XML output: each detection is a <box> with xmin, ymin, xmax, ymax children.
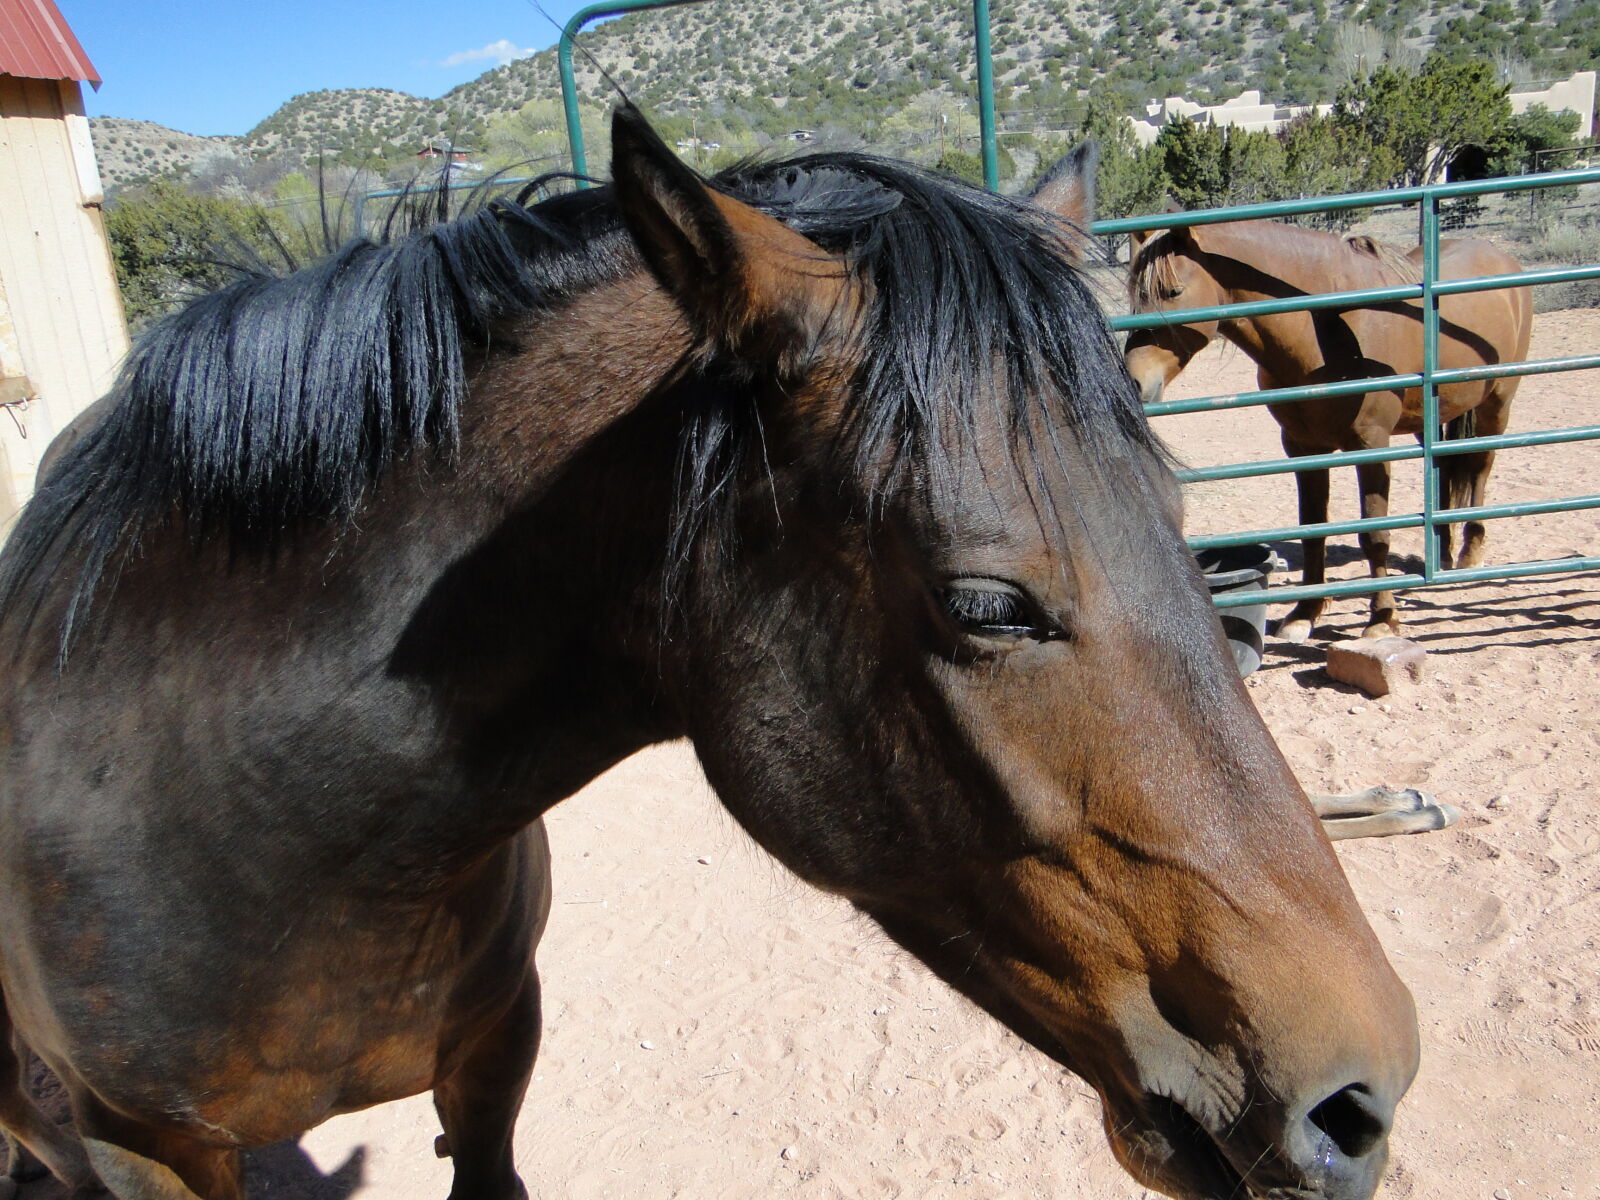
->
<box><xmin>613</xmin><ymin>117</ymin><xmax>1418</xmax><ymax>1199</ymax></box>
<box><xmin>1124</xmin><ymin>209</ymin><xmax>1223</xmax><ymax>406</ymax></box>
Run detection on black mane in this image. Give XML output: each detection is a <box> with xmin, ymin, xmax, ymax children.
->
<box><xmin>0</xmin><ymin>148</ymin><xmax>1151</xmax><ymax>651</ymax></box>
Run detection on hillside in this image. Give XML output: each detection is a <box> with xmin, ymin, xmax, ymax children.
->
<box><xmin>89</xmin><ymin>118</ymin><xmax>238</xmax><ymax>191</ymax></box>
<box><xmin>91</xmin><ymin>0</ymin><xmax>1600</xmax><ymax>188</ymax></box>
<box><xmin>240</xmin><ymin>88</ymin><xmax>440</xmax><ymax>158</ymax></box>
<box><xmin>448</xmin><ymin>0</ymin><xmax>1600</xmax><ymax>141</ymax></box>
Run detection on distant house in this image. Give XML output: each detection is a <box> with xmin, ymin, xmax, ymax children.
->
<box><xmin>416</xmin><ymin>139</ymin><xmax>482</xmax><ymax>180</ymax></box>
<box><xmin>0</xmin><ymin>0</ymin><xmax>129</xmax><ymax>525</ymax></box>
<box><xmin>416</xmin><ymin>139</ymin><xmax>476</xmax><ymax>164</ymax></box>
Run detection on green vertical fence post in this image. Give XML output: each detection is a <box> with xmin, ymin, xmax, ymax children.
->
<box><xmin>972</xmin><ymin>0</ymin><xmax>998</xmax><ymax>190</ymax></box>
<box><xmin>558</xmin><ymin>13</ymin><xmax>590</xmax><ymax>182</ymax></box>
<box><xmin>1420</xmin><ymin>192</ymin><xmax>1442</xmax><ymax>579</ymax></box>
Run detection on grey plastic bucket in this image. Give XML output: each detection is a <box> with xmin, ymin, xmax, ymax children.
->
<box><xmin>1196</xmin><ymin>543</ymin><xmax>1278</xmax><ymax>678</ymax></box>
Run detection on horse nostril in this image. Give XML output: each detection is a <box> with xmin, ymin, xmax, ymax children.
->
<box><xmin>1307</xmin><ymin>1084</ymin><xmax>1390</xmax><ymax>1161</ymax></box>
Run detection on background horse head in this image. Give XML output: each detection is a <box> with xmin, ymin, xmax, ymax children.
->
<box><xmin>0</xmin><ymin>110</ymin><xmax>1417</xmax><ymax>1200</ymax></box>
<box><xmin>1124</xmin><ymin>216</ymin><xmax>1532</xmax><ymax>641</ymax></box>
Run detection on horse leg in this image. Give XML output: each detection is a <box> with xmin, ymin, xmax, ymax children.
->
<box><xmin>1311</xmin><ymin>786</ymin><xmax>1461</xmax><ymax>840</ymax></box>
<box><xmin>0</xmin><ymin>1004</ymin><xmax>96</xmax><ymax>1194</ymax></box>
<box><xmin>1353</xmin><ymin>459</ymin><xmax>1400</xmax><ymax>638</ymax></box>
<box><xmin>1452</xmin><ymin>447</ymin><xmax>1497</xmax><ymax>569</ymax></box>
<box><xmin>432</xmin><ymin>971</ymin><xmax>541</xmax><ymax>1200</ymax></box>
<box><xmin>1450</xmin><ymin>389</ymin><xmax>1512</xmax><ymax>569</ymax></box>
<box><xmin>75</xmin><ymin>1095</ymin><xmax>243</xmax><ymax>1200</ymax></box>
<box><xmin>1277</xmin><ymin>438</ymin><xmax>1329</xmax><ymax>644</ymax></box>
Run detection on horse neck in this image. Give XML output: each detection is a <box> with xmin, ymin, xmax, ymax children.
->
<box><xmin>458</xmin><ymin>273</ymin><xmax>694</xmax><ymax>507</ymax></box>
<box><xmin>321</xmin><ymin>276</ymin><xmax>697</xmax><ymax>870</ymax></box>
<box><xmin>1202</xmin><ymin>222</ymin><xmax>1359</xmax><ymax>380</ymax></box>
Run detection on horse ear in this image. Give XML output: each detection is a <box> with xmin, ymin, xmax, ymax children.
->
<box><xmin>1130</xmin><ymin>197</ymin><xmax>1192</xmax><ymax>255</ymax></box>
<box><xmin>609</xmin><ymin>104</ymin><xmax>847</xmax><ymax>368</ymax></box>
<box><xmin>1028</xmin><ymin>141</ymin><xmax>1097</xmax><ymax>254</ymax></box>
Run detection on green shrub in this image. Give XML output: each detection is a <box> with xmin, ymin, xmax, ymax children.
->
<box><xmin>106</xmin><ymin>180</ymin><xmax>324</xmax><ymax>330</ymax></box>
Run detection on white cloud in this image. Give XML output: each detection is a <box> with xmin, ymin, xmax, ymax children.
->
<box><xmin>440</xmin><ymin>39</ymin><xmax>536</xmax><ymax>68</ymax></box>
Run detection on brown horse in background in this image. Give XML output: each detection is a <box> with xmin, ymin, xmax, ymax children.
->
<box><xmin>1124</xmin><ymin>216</ymin><xmax>1532</xmax><ymax>641</ymax></box>
<box><xmin>0</xmin><ymin>109</ymin><xmax>1419</xmax><ymax>1200</ymax></box>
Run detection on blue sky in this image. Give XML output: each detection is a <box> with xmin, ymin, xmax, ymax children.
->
<box><xmin>65</xmin><ymin>0</ymin><xmax>595</xmax><ymax>136</ymax></box>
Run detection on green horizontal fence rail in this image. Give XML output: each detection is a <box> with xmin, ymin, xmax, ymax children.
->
<box><xmin>1093</xmin><ymin>167</ymin><xmax>1600</xmax><ymax>608</ymax></box>
<box><xmin>353</xmin><ymin>173</ymin><xmax>549</xmax><ymax>238</ymax></box>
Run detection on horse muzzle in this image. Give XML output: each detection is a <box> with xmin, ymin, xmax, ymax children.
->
<box><xmin>1107</xmin><ymin>1080</ymin><xmax>1398</xmax><ymax>1200</ymax></box>
<box><xmin>1136</xmin><ymin>374</ymin><xmax>1166</xmax><ymax>407</ymax></box>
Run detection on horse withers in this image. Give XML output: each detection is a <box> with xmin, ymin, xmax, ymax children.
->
<box><xmin>0</xmin><ymin>109</ymin><xmax>1418</xmax><ymax>1200</ymax></box>
<box><xmin>1124</xmin><ymin>214</ymin><xmax>1532</xmax><ymax>641</ymax></box>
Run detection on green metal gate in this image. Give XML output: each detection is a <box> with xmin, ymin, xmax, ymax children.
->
<box><xmin>551</xmin><ymin>0</ymin><xmax>1599</xmax><ymax>611</ymax></box>
<box><xmin>1095</xmin><ymin>177</ymin><xmax>1600</xmax><ymax>611</ymax></box>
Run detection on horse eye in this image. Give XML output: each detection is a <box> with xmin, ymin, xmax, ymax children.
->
<box><xmin>1162</xmin><ymin>283</ymin><xmax>1186</xmax><ymax>300</ymax></box>
<box><xmin>941</xmin><ymin>581</ymin><xmax>1054</xmax><ymax>640</ymax></box>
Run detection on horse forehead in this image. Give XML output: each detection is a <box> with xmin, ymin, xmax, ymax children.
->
<box><xmin>910</xmin><ymin>428</ymin><xmax>1154</xmax><ymax>557</ymax></box>
<box><xmin>1132</xmin><ymin>247</ymin><xmax>1186</xmax><ymax>305</ymax></box>
<box><xmin>918</xmin><ymin>481</ymin><xmax>1031</xmax><ymax>554</ymax></box>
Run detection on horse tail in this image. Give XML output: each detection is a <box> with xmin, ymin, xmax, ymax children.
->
<box><xmin>1439</xmin><ymin>408</ymin><xmax>1478</xmax><ymax>511</ymax></box>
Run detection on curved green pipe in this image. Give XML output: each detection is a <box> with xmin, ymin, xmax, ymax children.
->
<box><xmin>560</xmin><ymin>0</ymin><xmax>709</xmax><ymax>186</ymax></box>
<box><xmin>560</xmin><ymin>0</ymin><xmax>1001</xmax><ymax>191</ymax></box>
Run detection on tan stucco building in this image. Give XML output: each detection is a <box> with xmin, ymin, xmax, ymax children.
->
<box><xmin>0</xmin><ymin>0</ymin><xmax>129</xmax><ymax>527</ymax></box>
<box><xmin>1131</xmin><ymin>69</ymin><xmax>1599</xmax><ymax>147</ymax></box>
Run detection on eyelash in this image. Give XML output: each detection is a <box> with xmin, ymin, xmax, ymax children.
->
<box><xmin>945</xmin><ymin>587</ymin><xmax>1028</xmax><ymax>631</ymax></box>
<box><xmin>940</xmin><ymin>582</ymin><xmax>1067</xmax><ymax>642</ymax></box>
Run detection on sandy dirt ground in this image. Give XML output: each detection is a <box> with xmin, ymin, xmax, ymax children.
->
<box><xmin>15</xmin><ymin>314</ymin><xmax>1600</xmax><ymax>1200</ymax></box>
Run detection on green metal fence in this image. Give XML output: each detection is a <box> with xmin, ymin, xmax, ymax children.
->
<box><xmin>353</xmin><ymin>173</ymin><xmax>549</xmax><ymax>238</ymax></box>
<box><xmin>1095</xmin><ymin>173</ymin><xmax>1600</xmax><ymax>609</ymax></box>
<box><xmin>552</xmin><ymin>0</ymin><xmax>1598</xmax><ymax>610</ymax></box>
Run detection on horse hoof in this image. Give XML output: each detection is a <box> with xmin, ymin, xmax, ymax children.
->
<box><xmin>1393</xmin><ymin>795</ymin><xmax>1460</xmax><ymax>832</ymax></box>
<box><xmin>1360</xmin><ymin>622</ymin><xmax>1400</xmax><ymax>640</ymax></box>
<box><xmin>434</xmin><ymin>1133</ymin><xmax>452</xmax><ymax>1159</ymax></box>
<box><xmin>1277</xmin><ymin>618</ymin><xmax>1313</xmax><ymax>644</ymax></box>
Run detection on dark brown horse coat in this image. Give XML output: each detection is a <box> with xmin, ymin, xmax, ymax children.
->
<box><xmin>0</xmin><ymin>112</ymin><xmax>1418</xmax><ymax>1200</ymax></box>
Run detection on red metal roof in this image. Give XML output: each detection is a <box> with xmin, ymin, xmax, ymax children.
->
<box><xmin>0</xmin><ymin>0</ymin><xmax>100</xmax><ymax>87</ymax></box>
